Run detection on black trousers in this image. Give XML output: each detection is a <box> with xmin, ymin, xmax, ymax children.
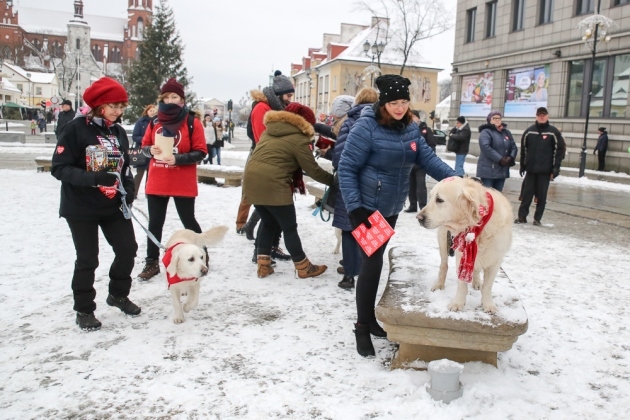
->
<box><xmin>146</xmin><ymin>195</ymin><xmax>201</xmax><ymax>260</ymax></box>
<box><xmin>518</xmin><ymin>173</ymin><xmax>551</xmax><ymax>222</ymax></box>
<box><xmin>408</xmin><ymin>164</ymin><xmax>427</xmax><ymax>209</ymax></box>
<box><xmin>66</xmin><ymin>213</ymin><xmax>138</xmax><ymax>313</ymax></box>
<box><xmin>597</xmin><ymin>151</ymin><xmax>606</xmax><ymax>171</ymax></box>
<box><xmin>254</xmin><ymin>204</ymin><xmax>305</xmax><ymax>262</ymax></box>
<box><xmin>355</xmin><ymin>215</ymin><xmax>398</xmax><ymax>325</ymax></box>
<box><xmin>133</xmin><ymin>167</ymin><xmax>147</xmax><ymax>199</ymax></box>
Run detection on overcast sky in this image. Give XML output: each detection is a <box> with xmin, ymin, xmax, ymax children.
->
<box><xmin>18</xmin><ymin>0</ymin><xmax>456</xmax><ymax>103</ymax></box>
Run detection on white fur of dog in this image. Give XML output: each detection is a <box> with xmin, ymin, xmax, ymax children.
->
<box><xmin>333</xmin><ymin>228</ymin><xmax>342</xmax><ymax>254</ymax></box>
<box><xmin>164</xmin><ymin>225</ymin><xmax>228</xmax><ymax>323</ymax></box>
<box><xmin>417</xmin><ymin>177</ymin><xmax>513</xmax><ymax>314</ymax></box>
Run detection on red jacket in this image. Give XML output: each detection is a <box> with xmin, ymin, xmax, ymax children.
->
<box><xmin>142</xmin><ymin>117</ymin><xmax>207</xmax><ymax>197</ymax></box>
<box><xmin>251</xmin><ymin>101</ymin><xmax>271</xmax><ymax>143</ymax></box>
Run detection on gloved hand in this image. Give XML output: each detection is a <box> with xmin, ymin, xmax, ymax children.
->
<box><xmin>349</xmin><ymin>207</ymin><xmax>373</xmax><ymax>230</ymax></box>
<box><xmin>94</xmin><ymin>170</ymin><xmax>118</xmax><ymax>187</ymax></box>
<box><xmin>499</xmin><ymin>156</ymin><xmax>511</xmax><ymax>167</ymax></box>
<box><xmin>552</xmin><ymin>166</ymin><xmax>560</xmax><ymax>179</ymax></box>
<box><xmin>519</xmin><ymin>168</ymin><xmax>525</xmax><ymax>177</ymax></box>
<box><xmin>125</xmin><ymin>191</ymin><xmax>135</xmax><ymax>207</ymax></box>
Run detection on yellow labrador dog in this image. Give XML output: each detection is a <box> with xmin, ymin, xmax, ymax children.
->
<box><xmin>417</xmin><ymin>177</ymin><xmax>512</xmax><ymax>314</ymax></box>
<box><xmin>163</xmin><ymin>225</ymin><xmax>228</xmax><ymax>323</ymax></box>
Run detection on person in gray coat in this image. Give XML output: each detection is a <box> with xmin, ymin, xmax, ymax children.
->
<box><xmin>476</xmin><ymin>111</ymin><xmax>517</xmax><ymax>192</ymax></box>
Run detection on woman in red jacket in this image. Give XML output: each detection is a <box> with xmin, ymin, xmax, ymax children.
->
<box><xmin>138</xmin><ymin>78</ymin><xmax>208</xmax><ymax>280</ymax></box>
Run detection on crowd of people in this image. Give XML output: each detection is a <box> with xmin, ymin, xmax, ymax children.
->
<box><xmin>50</xmin><ymin>70</ymin><xmax>573</xmax><ymax>358</ymax></box>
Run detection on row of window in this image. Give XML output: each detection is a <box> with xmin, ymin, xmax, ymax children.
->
<box><xmin>29</xmin><ymin>39</ymin><xmax>125</xmax><ymax>63</ymax></box>
<box><xmin>466</xmin><ymin>0</ymin><xmax>630</xmax><ymax>42</ymax></box>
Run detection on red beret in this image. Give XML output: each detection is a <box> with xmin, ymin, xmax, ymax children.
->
<box><xmin>160</xmin><ymin>78</ymin><xmax>185</xmax><ymax>99</ymax></box>
<box><xmin>285</xmin><ymin>102</ymin><xmax>315</xmax><ymax>126</ymax></box>
<box><xmin>83</xmin><ymin>77</ymin><xmax>128</xmax><ymax>109</ymax></box>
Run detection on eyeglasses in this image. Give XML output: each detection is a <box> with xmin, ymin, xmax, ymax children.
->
<box><xmin>386</xmin><ymin>100</ymin><xmax>410</xmax><ymax>109</ymax></box>
<box><xmin>491</xmin><ymin>116</ymin><xmax>502</xmax><ymax>120</ymax></box>
<box><xmin>107</xmin><ymin>104</ymin><xmax>127</xmax><ymax>112</ymax></box>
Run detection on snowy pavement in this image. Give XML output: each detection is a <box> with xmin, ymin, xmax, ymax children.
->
<box><xmin>1</xmin><ymin>168</ymin><xmax>629</xmax><ymax>418</ymax></box>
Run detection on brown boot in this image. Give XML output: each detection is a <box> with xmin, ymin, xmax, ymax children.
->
<box><xmin>294</xmin><ymin>257</ymin><xmax>327</xmax><ymax>279</ymax></box>
<box><xmin>257</xmin><ymin>255</ymin><xmax>275</xmax><ymax>278</ymax></box>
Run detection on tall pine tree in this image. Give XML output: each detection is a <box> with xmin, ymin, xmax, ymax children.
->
<box><xmin>125</xmin><ymin>0</ymin><xmax>194</xmax><ymax>119</ymax></box>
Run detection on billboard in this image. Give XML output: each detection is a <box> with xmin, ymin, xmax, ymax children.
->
<box><xmin>459</xmin><ymin>72</ymin><xmax>493</xmax><ymax>117</ymax></box>
<box><xmin>504</xmin><ymin>64</ymin><xmax>550</xmax><ymax>117</ymax></box>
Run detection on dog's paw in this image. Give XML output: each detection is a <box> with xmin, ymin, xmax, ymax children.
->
<box><xmin>482</xmin><ymin>301</ymin><xmax>498</xmax><ymax>314</ymax></box>
<box><xmin>431</xmin><ymin>282</ymin><xmax>445</xmax><ymax>292</ymax></box>
<box><xmin>183</xmin><ymin>302</ymin><xmax>197</xmax><ymax>313</ymax></box>
<box><xmin>448</xmin><ymin>300</ymin><xmax>465</xmax><ymax>312</ymax></box>
<box><xmin>472</xmin><ymin>280</ymin><xmax>481</xmax><ymax>290</ymax></box>
<box><xmin>173</xmin><ymin>316</ymin><xmax>185</xmax><ymax>324</ymax></box>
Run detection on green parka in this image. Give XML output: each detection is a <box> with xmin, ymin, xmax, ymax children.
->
<box><xmin>242</xmin><ymin>110</ymin><xmax>334</xmax><ymax>206</ymax></box>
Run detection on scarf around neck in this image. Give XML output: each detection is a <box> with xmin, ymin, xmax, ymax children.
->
<box><xmin>452</xmin><ymin>192</ymin><xmax>494</xmax><ymax>283</ymax></box>
<box><xmin>158</xmin><ymin>102</ymin><xmax>188</xmax><ymax>137</ymax></box>
<box><xmin>262</xmin><ymin>86</ymin><xmax>287</xmax><ymax>111</ymax></box>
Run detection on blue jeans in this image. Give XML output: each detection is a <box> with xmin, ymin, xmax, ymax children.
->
<box><xmin>212</xmin><ymin>146</ymin><xmax>221</xmax><ymax>165</ymax></box>
<box><xmin>454</xmin><ymin>154</ymin><xmax>466</xmax><ymax>176</ymax></box>
<box><xmin>480</xmin><ymin>178</ymin><xmax>506</xmax><ymax>192</ymax></box>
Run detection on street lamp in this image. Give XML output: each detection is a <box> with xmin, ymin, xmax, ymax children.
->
<box><xmin>362</xmin><ymin>40</ymin><xmax>386</xmax><ymax>87</ymax></box>
<box><xmin>25</xmin><ymin>72</ymin><xmax>32</xmax><ymax>107</ymax></box>
<box><xmin>576</xmin><ymin>0</ymin><xmax>616</xmax><ymax>177</ymax></box>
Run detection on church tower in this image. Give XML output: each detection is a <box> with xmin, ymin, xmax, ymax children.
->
<box><xmin>124</xmin><ymin>0</ymin><xmax>153</xmax><ymax>63</ymax></box>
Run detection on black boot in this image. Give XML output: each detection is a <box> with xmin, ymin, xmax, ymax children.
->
<box><xmin>271</xmin><ymin>246</ymin><xmax>291</xmax><ymax>261</ymax></box>
<box><xmin>369</xmin><ymin>319</ymin><xmax>387</xmax><ymax>338</ymax></box>
<box><xmin>354</xmin><ymin>323</ymin><xmax>375</xmax><ymax>357</ymax></box>
<box><xmin>251</xmin><ymin>248</ymin><xmax>276</xmax><ymax>266</ymax></box>
<box><xmin>338</xmin><ymin>275</ymin><xmax>354</xmax><ymax>289</ymax></box>
<box><xmin>241</xmin><ymin>222</ymin><xmax>256</xmax><ymax>241</ymax></box>
<box><xmin>106</xmin><ymin>294</ymin><xmax>141</xmax><ymax>316</ymax></box>
<box><xmin>76</xmin><ymin>312</ymin><xmax>102</xmax><ymax>331</ymax></box>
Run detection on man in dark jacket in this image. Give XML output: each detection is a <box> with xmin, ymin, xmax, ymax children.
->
<box><xmin>448</xmin><ymin>116</ymin><xmax>471</xmax><ymax>176</ymax></box>
<box><xmin>405</xmin><ymin>110</ymin><xmax>437</xmax><ymax>212</ymax></box>
<box><xmin>594</xmin><ymin>127</ymin><xmax>608</xmax><ymax>171</ymax></box>
<box><xmin>55</xmin><ymin>99</ymin><xmax>74</xmax><ymax>135</ymax></box>
<box><xmin>516</xmin><ymin>107</ymin><xmax>566</xmax><ymax>226</ymax></box>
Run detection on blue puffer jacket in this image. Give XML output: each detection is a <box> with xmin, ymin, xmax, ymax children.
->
<box><xmin>331</xmin><ymin>103</ymin><xmax>371</xmax><ymax>231</ymax></box>
<box><xmin>338</xmin><ymin>105</ymin><xmax>457</xmax><ymax>218</ymax></box>
<box><xmin>476</xmin><ymin>123</ymin><xmax>518</xmax><ymax>179</ymax></box>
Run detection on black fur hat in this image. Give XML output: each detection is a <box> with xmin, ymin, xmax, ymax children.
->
<box><xmin>375</xmin><ymin>74</ymin><xmax>411</xmax><ymax>105</ymax></box>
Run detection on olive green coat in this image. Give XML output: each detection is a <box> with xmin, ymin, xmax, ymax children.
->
<box><xmin>243</xmin><ymin>110</ymin><xmax>334</xmax><ymax>206</ymax></box>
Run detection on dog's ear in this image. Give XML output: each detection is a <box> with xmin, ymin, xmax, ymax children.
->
<box><xmin>166</xmin><ymin>247</ymin><xmax>181</xmax><ymax>277</ymax></box>
<box><xmin>460</xmin><ymin>181</ymin><xmax>483</xmax><ymax>225</ymax></box>
<box><xmin>201</xmin><ymin>225</ymin><xmax>229</xmax><ymax>248</ymax></box>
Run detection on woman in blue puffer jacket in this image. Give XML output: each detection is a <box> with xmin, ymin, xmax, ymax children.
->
<box><xmin>338</xmin><ymin>74</ymin><xmax>457</xmax><ymax>358</ymax></box>
<box><xmin>332</xmin><ymin>88</ymin><xmax>379</xmax><ymax>291</ymax></box>
<box><xmin>476</xmin><ymin>110</ymin><xmax>517</xmax><ymax>191</ymax></box>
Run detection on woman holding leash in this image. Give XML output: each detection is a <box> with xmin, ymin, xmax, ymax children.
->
<box><xmin>338</xmin><ymin>74</ymin><xmax>457</xmax><ymax>357</ymax></box>
<box><xmin>137</xmin><ymin>78</ymin><xmax>207</xmax><ymax>280</ymax></box>
<box><xmin>51</xmin><ymin>77</ymin><xmax>140</xmax><ymax>331</ymax></box>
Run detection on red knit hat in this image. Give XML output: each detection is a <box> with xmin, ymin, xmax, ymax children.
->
<box><xmin>160</xmin><ymin>78</ymin><xmax>185</xmax><ymax>99</ymax></box>
<box><xmin>285</xmin><ymin>102</ymin><xmax>315</xmax><ymax>126</ymax></box>
<box><xmin>83</xmin><ymin>77</ymin><xmax>128</xmax><ymax>108</ymax></box>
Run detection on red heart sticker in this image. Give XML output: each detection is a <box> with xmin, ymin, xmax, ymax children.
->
<box><xmin>543</xmin><ymin>135</ymin><xmax>547</xmax><ymax>139</ymax></box>
<box><xmin>56</xmin><ymin>146</ymin><xmax>65</xmax><ymax>154</ymax></box>
<box><xmin>411</xmin><ymin>142</ymin><xmax>417</xmax><ymax>152</ymax></box>
<box><xmin>422</xmin><ymin>130</ymin><xmax>426</xmax><ymax>134</ymax></box>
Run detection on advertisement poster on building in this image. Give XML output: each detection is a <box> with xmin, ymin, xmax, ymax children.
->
<box><xmin>504</xmin><ymin>64</ymin><xmax>550</xmax><ymax>117</ymax></box>
<box><xmin>459</xmin><ymin>72</ymin><xmax>493</xmax><ymax>117</ymax></box>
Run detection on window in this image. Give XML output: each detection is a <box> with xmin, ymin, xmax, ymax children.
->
<box><xmin>92</xmin><ymin>45</ymin><xmax>102</xmax><ymax>61</ymax></box>
<box><xmin>51</xmin><ymin>41</ymin><xmax>63</xmax><ymax>58</ymax></box>
<box><xmin>539</xmin><ymin>0</ymin><xmax>554</xmax><ymax>24</ymax></box>
<box><xmin>76</xmin><ymin>38</ymin><xmax>80</xmax><ymax>50</ymax></box>
<box><xmin>32</xmin><ymin>39</ymin><xmax>41</xmax><ymax>51</ymax></box>
<box><xmin>576</xmin><ymin>0</ymin><xmax>594</xmax><ymax>15</ymax></box>
<box><xmin>333</xmin><ymin>75</ymin><xmax>337</xmax><ymax>92</ymax></box>
<box><xmin>137</xmin><ymin>18</ymin><xmax>144</xmax><ymax>40</ymax></box>
<box><xmin>566</xmin><ymin>54</ymin><xmax>629</xmax><ymax>118</ymax></box>
<box><xmin>17</xmin><ymin>83</ymin><xmax>23</xmax><ymax>92</ymax></box>
<box><xmin>486</xmin><ymin>1</ymin><xmax>498</xmax><ymax>38</ymax></box>
<box><xmin>36</xmin><ymin>87</ymin><xmax>42</xmax><ymax>96</ymax></box>
<box><xmin>466</xmin><ymin>8</ymin><xmax>477</xmax><ymax>43</ymax></box>
<box><xmin>513</xmin><ymin>0</ymin><xmax>525</xmax><ymax>31</ymax></box>
<box><xmin>110</xmin><ymin>47</ymin><xmax>121</xmax><ymax>63</ymax></box>
<box><xmin>615</xmin><ymin>0</ymin><xmax>630</xmax><ymax>4</ymax></box>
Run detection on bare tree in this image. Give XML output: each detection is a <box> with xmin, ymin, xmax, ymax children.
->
<box><xmin>357</xmin><ymin>0</ymin><xmax>454</xmax><ymax>75</ymax></box>
<box><xmin>438</xmin><ymin>78</ymin><xmax>452</xmax><ymax>101</ymax></box>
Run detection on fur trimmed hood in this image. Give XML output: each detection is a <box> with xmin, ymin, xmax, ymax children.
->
<box><xmin>250</xmin><ymin>89</ymin><xmax>267</xmax><ymax>104</ymax></box>
<box><xmin>264</xmin><ymin>110</ymin><xmax>314</xmax><ymax>137</ymax></box>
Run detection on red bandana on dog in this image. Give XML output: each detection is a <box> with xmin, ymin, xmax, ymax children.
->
<box><xmin>162</xmin><ymin>242</ymin><xmax>198</xmax><ymax>288</ymax></box>
<box><xmin>452</xmin><ymin>192</ymin><xmax>494</xmax><ymax>283</ymax></box>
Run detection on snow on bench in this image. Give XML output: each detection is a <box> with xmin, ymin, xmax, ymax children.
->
<box><xmin>377</xmin><ymin>246</ymin><xmax>528</xmax><ymax>369</ymax></box>
<box><xmin>197</xmin><ymin>164</ymin><xmax>244</xmax><ymax>187</ymax></box>
<box><xmin>35</xmin><ymin>157</ymin><xmax>53</xmax><ymax>172</ymax></box>
<box><xmin>305</xmin><ymin>181</ymin><xmax>326</xmax><ymax>201</ymax></box>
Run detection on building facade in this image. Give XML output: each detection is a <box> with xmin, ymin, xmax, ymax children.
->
<box><xmin>1</xmin><ymin>61</ymin><xmax>59</xmax><ymax>107</ymax></box>
<box><xmin>451</xmin><ymin>0</ymin><xmax>630</xmax><ymax>173</ymax></box>
<box><xmin>291</xmin><ymin>18</ymin><xmax>442</xmax><ymax>122</ymax></box>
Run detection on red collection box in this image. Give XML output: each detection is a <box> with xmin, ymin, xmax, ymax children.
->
<box><xmin>351</xmin><ymin>210</ymin><xmax>395</xmax><ymax>257</ymax></box>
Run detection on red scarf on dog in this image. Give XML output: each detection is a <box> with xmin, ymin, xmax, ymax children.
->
<box><xmin>162</xmin><ymin>242</ymin><xmax>198</xmax><ymax>288</ymax></box>
<box><xmin>451</xmin><ymin>192</ymin><xmax>494</xmax><ymax>283</ymax></box>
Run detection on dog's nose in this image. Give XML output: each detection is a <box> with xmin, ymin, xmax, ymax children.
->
<box><xmin>201</xmin><ymin>266</ymin><xmax>208</xmax><ymax>276</ymax></box>
<box><xmin>416</xmin><ymin>213</ymin><xmax>427</xmax><ymax>226</ymax></box>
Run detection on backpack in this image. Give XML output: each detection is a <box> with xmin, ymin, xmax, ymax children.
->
<box><xmin>149</xmin><ymin>111</ymin><xmax>195</xmax><ymax>141</ymax></box>
<box><xmin>246</xmin><ymin>100</ymin><xmax>259</xmax><ymax>149</ymax></box>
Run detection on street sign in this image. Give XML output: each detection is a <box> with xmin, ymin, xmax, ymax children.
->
<box><xmin>50</xmin><ymin>96</ymin><xmax>60</xmax><ymax>105</ymax></box>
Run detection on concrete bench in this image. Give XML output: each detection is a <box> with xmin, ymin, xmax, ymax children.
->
<box><xmin>0</xmin><ymin>131</ymin><xmax>26</xmax><ymax>143</ymax></box>
<box><xmin>44</xmin><ymin>133</ymin><xmax>57</xmax><ymax>144</ymax></box>
<box><xmin>35</xmin><ymin>157</ymin><xmax>53</xmax><ymax>172</ymax></box>
<box><xmin>197</xmin><ymin>165</ymin><xmax>244</xmax><ymax>187</ymax></box>
<box><xmin>305</xmin><ymin>181</ymin><xmax>326</xmax><ymax>201</ymax></box>
<box><xmin>376</xmin><ymin>246</ymin><xmax>528</xmax><ymax>369</ymax></box>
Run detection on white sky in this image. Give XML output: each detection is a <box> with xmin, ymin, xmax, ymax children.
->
<box><xmin>17</xmin><ymin>0</ymin><xmax>457</xmax><ymax>102</ymax></box>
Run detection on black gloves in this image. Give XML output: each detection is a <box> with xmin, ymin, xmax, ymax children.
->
<box><xmin>349</xmin><ymin>207</ymin><xmax>372</xmax><ymax>229</ymax></box>
<box><xmin>552</xmin><ymin>166</ymin><xmax>560</xmax><ymax>179</ymax></box>
<box><xmin>125</xmin><ymin>190</ymin><xmax>135</xmax><ymax>207</ymax></box>
<box><xmin>499</xmin><ymin>156</ymin><xmax>512</xmax><ymax>167</ymax></box>
<box><xmin>519</xmin><ymin>168</ymin><xmax>525</xmax><ymax>177</ymax></box>
<box><xmin>94</xmin><ymin>170</ymin><xmax>118</xmax><ymax>186</ymax></box>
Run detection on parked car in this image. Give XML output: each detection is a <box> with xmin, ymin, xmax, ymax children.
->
<box><xmin>433</xmin><ymin>129</ymin><xmax>447</xmax><ymax>146</ymax></box>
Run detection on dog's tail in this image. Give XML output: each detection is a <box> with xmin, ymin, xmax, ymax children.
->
<box><xmin>200</xmin><ymin>225</ymin><xmax>229</xmax><ymax>247</ymax></box>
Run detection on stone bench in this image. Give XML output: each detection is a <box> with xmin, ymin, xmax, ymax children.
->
<box><xmin>376</xmin><ymin>246</ymin><xmax>528</xmax><ymax>369</ymax></box>
<box><xmin>35</xmin><ymin>157</ymin><xmax>53</xmax><ymax>172</ymax></box>
<box><xmin>197</xmin><ymin>165</ymin><xmax>244</xmax><ymax>187</ymax></box>
<box><xmin>0</xmin><ymin>131</ymin><xmax>26</xmax><ymax>143</ymax></box>
<box><xmin>305</xmin><ymin>181</ymin><xmax>326</xmax><ymax>201</ymax></box>
<box><xmin>44</xmin><ymin>133</ymin><xmax>57</xmax><ymax>144</ymax></box>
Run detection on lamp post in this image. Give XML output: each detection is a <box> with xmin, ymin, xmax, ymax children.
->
<box><xmin>25</xmin><ymin>72</ymin><xmax>32</xmax><ymax>107</ymax></box>
<box><xmin>362</xmin><ymin>40</ymin><xmax>386</xmax><ymax>87</ymax></box>
<box><xmin>576</xmin><ymin>0</ymin><xmax>615</xmax><ymax>177</ymax></box>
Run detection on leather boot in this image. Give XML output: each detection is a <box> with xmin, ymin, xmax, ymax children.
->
<box><xmin>294</xmin><ymin>257</ymin><xmax>327</xmax><ymax>279</ymax></box>
<box><xmin>257</xmin><ymin>255</ymin><xmax>274</xmax><ymax>278</ymax></box>
<box><xmin>354</xmin><ymin>323</ymin><xmax>375</xmax><ymax>357</ymax></box>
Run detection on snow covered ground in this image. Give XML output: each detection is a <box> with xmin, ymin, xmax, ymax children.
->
<box><xmin>1</xmin><ymin>168</ymin><xmax>629</xmax><ymax>418</ymax></box>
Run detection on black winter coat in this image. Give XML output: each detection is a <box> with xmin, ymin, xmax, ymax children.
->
<box><xmin>418</xmin><ymin>122</ymin><xmax>436</xmax><ymax>152</ymax></box>
<box><xmin>55</xmin><ymin>109</ymin><xmax>75</xmax><ymax>135</ymax></box>
<box><xmin>595</xmin><ymin>132</ymin><xmax>608</xmax><ymax>152</ymax></box>
<box><xmin>520</xmin><ymin>122</ymin><xmax>566</xmax><ymax>174</ymax></box>
<box><xmin>447</xmin><ymin>122</ymin><xmax>471</xmax><ymax>155</ymax></box>
<box><xmin>51</xmin><ymin>117</ymin><xmax>135</xmax><ymax>220</ymax></box>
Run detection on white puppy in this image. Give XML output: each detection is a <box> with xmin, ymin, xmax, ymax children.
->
<box><xmin>417</xmin><ymin>177</ymin><xmax>513</xmax><ymax>314</ymax></box>
<box><xmin>163</xmin><ymin>225</ymin><xmax>228</xmax><ymax>323</ymax></box>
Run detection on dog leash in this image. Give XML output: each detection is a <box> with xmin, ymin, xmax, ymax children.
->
<box><xmin>112</xmin><ymin>173</ymin><xmax>166</xmax><ymax>250</ymax></box>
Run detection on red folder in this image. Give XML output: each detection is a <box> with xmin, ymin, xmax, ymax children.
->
<box><xmin>351</xmin><ymin>210</ymin><xmax>395</xmax><ymax>257</ymax></box>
